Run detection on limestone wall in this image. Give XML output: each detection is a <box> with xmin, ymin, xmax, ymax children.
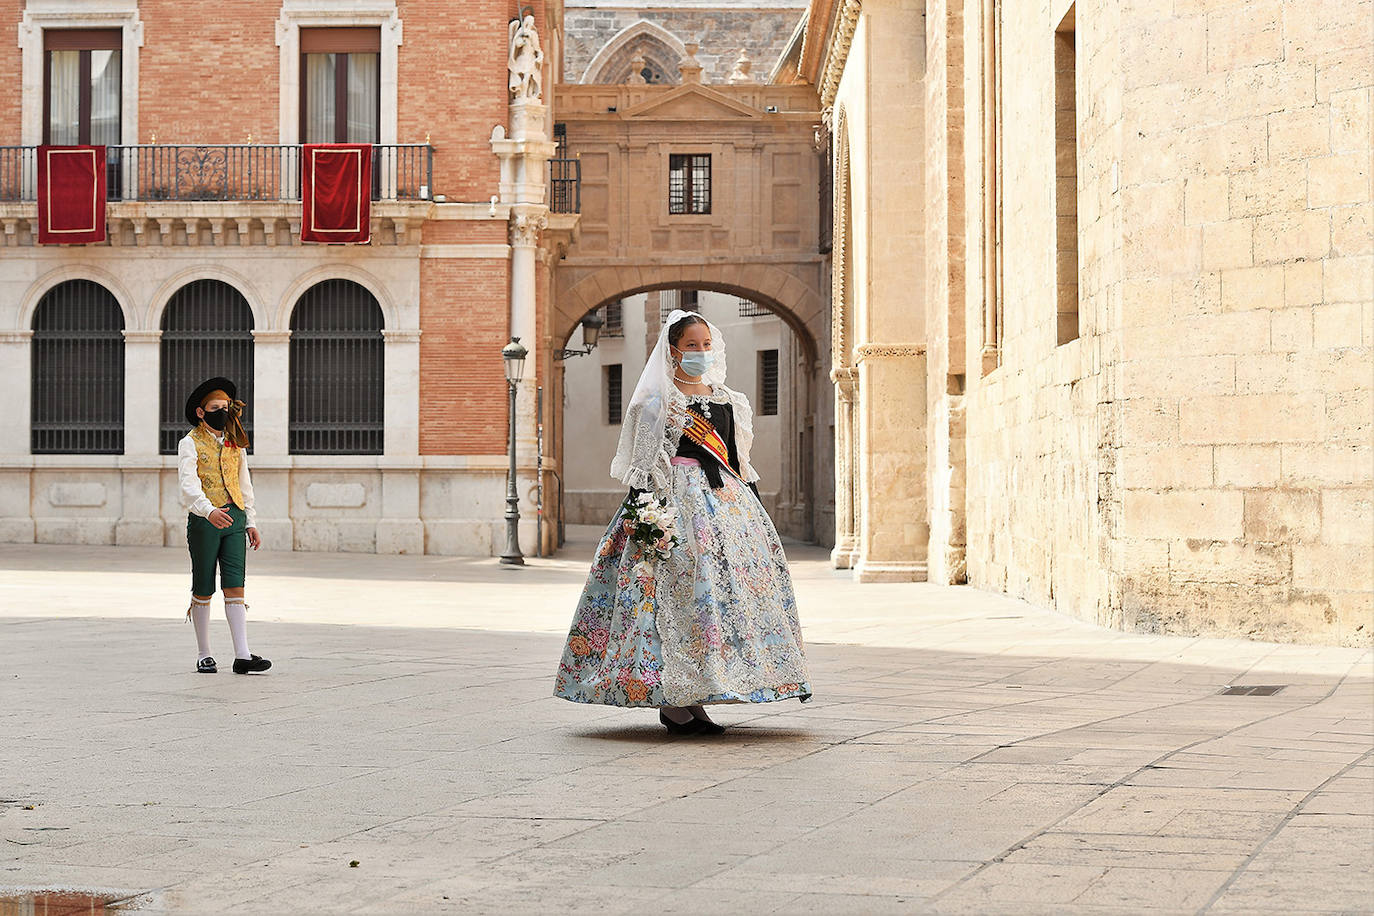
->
<box><xmin>962</xmin><ymin>0</ymin><xmax>1372</xmax><ymax>644</ymax></box>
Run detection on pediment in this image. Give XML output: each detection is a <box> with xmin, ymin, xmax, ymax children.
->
<box><xmin>622</xmin><ymin>85</ymin><xmax>763</xmax><ymax>121</ymax></box>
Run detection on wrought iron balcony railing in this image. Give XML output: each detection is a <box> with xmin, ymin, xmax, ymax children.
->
<box><xmin>0</xmin><ymin>144</ymin><xmax>433</xmax><ymax>203</ymax></box>
<box><xmin>549</xmin><ymin>157</ymin><xmax>580</xmax><ymax>214</ymax></box>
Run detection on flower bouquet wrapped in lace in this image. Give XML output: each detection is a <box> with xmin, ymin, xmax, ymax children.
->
<box><xmin>621</xmin><ymin>491</ymin><xmax>680</xmax><ymax>572</ymax></box>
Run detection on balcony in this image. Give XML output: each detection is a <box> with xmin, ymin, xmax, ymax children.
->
<box><xmin>0</xmin><ymin>144</ymin><xmax>433</xmax><ymax>203</ymax></box>
<box><xmin>548</xmin><ymin>157</ymin><xmax>580</xmax><ymax>214</ymax></box>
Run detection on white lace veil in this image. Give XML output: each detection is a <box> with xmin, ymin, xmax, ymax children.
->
<box><xmin>610</xmin><ymin>309</ymin><xmax>730</xmax><ymax>490</ymax></box>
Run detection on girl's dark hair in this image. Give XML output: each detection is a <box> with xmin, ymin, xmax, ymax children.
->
<box><xmin>668</xmin><ymin>314</ymin><xmax>708</xmax><ymax>347</ymax></box>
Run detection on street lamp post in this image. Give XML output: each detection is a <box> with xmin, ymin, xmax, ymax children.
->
<box><xmin>501</xmin><ymin>336</ymin><xmax>529</xmax><ymax>566</ymax></box>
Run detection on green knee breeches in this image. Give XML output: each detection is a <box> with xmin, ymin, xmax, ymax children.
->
<box><xmin>187</xmin><ymin>506</ymin><xmax>247</xmax><ymax>596</ymax></box>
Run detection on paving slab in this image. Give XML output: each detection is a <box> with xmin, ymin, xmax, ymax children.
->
<box><xmin>2</xmin><ymin>536</ymin><xmax>1372</xmax><ymax>914</ymax></box>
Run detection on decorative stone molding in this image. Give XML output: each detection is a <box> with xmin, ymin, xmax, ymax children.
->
<box><xmin>510</xmin><ymin>210</ymin><xmax>549</xmax><ymax>247</ymax></box>
<box><xmin>381</xmin><ymin>329</ymin><xmax>422</xmax><ymax>343</ymax></box>
<box><xmin>854</xmin><ymin>344</ymin><xmax>927</xmax><ymax>363</ymax></box>
<box><xmin>580</xmin><ymin>19</ymin><xmax>687</xmax><ymax>84</ymax></box>
<box><xmin>251</xmin><ymin>329</ymin><xmax>292</xmax><ymax>343</ymax></box>
<box><xmin>831</xmin><ymin>107</ymin><xmax>851</xmax><ymax>372</ymax></box>
<box><xmin>0</xmin><ymin>331</ymin><xmax>34</xmax><ymax>343</ymax></box>
<box><xmin>829</xmin><ymin>366</ymin><xmax>858</xmax><ymax>383</ymax></box>
<box><xmin>121</xmin><ymin>330</ymin><xmax>162</xmax><ymax>343</ymax></box>
<box><xmin>819</xmin><ymin>0</ymin><xmax>862</xmax><ymax>111</ymax></box>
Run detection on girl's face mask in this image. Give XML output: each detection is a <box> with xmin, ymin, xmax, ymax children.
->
<box><xmin>677</xmin><ymin>349</ymin><xmax>715</xmax><ymax>377</ymax></box>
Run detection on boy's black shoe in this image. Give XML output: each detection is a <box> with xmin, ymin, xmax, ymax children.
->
<box><xmin>232</xmin><ymin>655</ymin><xmax>272</xmax><ymax>674</ymax></box>
<box><xmin>196</xmin><ymin>656</ymin><xmax>217</xmax><ymax>674</ymax></box>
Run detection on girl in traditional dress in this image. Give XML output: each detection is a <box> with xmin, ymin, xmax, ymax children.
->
<box><xmin>179</xmin><ymin>377</ymin><xmax>271</xmax><ymax>675</ymax></box>
<box><xmin>554</xmin><ymin>310</ymin><xmax>811</xmax><ymax>734</ymax></box>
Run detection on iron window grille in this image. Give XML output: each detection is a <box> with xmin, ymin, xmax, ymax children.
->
<box><xmin>159</xmin><ymin>280</ymin><xmax>255</xmax><ymax>454</ymax></box>
<box><xmin>602</xmin><ymin>301</ymin><xmax>624</xmax><ymax>338</ymax></box>
<box><xmin>660</xmin><ymin>289</ymin><xmax>699</xmax><ymax>323</ymax></box>
<box><xmin>606</xmin><ymin>364</ymin><xmax>623</xmax><ymax>425</ymax></box>
<box><xmin>668</xmin><ymin>154</ymin><xmax>711</xmax><ymax>214</ymax></box>
<box><xmin>289</xmin><ymin>280</ymin><xmax>384</xmax><ymax>455</ymax></box>
<box><xmin>738</xmin><ymin>298</ymin><xmax>770</xmax><ymax>318</ymax></box>
<box><xmin>759</xmin><ymin>349</ymin><xmax>779</xmax><ymax>416</ymax></box>
<box><xmin>31</xmin><ymin>279</ymin><xmax>125</xmax><ymax>454</ymax></box>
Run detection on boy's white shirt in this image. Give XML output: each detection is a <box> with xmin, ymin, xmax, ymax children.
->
<box><xmin>177</xmin><ymin>430</ymin><xmax>257</xmax><ymax>528</ymax></box>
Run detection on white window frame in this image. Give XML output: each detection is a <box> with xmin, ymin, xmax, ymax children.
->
<box><xmin>275</xmin><ymin>2</ymin><xmax>402</xmax><ymax>148</ymax></box>
<box><xmin>19</xmin><ymin>1</ymin><xmax>143</xmax><ymax>147</ymax></box>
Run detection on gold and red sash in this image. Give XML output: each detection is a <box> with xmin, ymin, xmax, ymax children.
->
<box><xmin>680</xmin><ymin>411</ymin><xmax>744</xmax><ymax>482</ymax></box>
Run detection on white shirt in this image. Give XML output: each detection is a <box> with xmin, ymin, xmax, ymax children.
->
<box><xmin>177</xmin><ymin>431</ymin><xmax>257</xmax><ymax>528</ymax></box>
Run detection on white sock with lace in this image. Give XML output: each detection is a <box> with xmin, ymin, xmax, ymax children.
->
<box><xmin>224</xmin><ymin>598</ymin><xmax>251</xmax><ymax>660</ymax></box>
<box><xmin>190</xmin><ymin>597</ymin><xmax>212</xmax><ymax>660</ymax></box>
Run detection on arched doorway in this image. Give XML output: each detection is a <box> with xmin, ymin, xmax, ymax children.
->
<box><xmin>554</xmin><ymin>283</ymin><xmax>824</xmax><ymax>548</ymax></box>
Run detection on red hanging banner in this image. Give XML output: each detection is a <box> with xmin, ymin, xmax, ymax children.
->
<box><xmin>37</xmin><ymin>145</ymin><xmax>107</xmax><ymax>245</ymax></box>
<box><xmin>301</xmin><ymin>144</ymin><xmax>372</xmax><ymax>244</ymax></box>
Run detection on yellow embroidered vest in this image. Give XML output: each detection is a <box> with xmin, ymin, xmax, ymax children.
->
<box><xmin>191</xmin><ymin>425</ymin><xmax>244</xmax><ymax>510</ymax></box>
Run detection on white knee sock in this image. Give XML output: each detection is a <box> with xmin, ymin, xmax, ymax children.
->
<box><xmin>190</xmin><ymin>597</ymin><xmax>212</xmax><ymax>659</ymax></box>
<box><xmin>224</xmin><ymin>598</ymin><xmax>251</xmax><ymax>660</ymax></box>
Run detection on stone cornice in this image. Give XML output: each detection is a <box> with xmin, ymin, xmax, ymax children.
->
<box><xmin>0</xmin><ymin>330</ymin><xmax>34</xmax><ymax>344</ymax></box>
<box><xmin>817</xmin><ymin>0</ymin><xmax>861</xmax><ymax>110</ymax></box>
<box><xmin>122</xmin><ymin>330</ymin><xmax>162</xmax><ymax>342</ymax></box>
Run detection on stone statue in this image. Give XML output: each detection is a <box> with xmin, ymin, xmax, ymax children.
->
<box><xmin>729</xmin><ymin>49</ymin><xmax>754</xmax><ymax>84</ymax></box>
<box><xmin>626</xmin><ymin>48</ymin><xmax>648</xmax><ymax>85</ymax></box>
<box><xmin>508</xmin><ymin>14</ymin><xmax>544</xmax><ymax>101</ymax></box>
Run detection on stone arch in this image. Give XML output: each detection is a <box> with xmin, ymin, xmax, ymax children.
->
<box><xmin>556</xmin><ymin>263</ymin><xmax>824</xmax><ymax>367</ymax></box>
<box><xmin>274</xmin><ymin>264</ymin><xmax>399</xmax><ymax>331</ymax></box>
<box><xmin>581</xmin><ymin>20</ymin><xmax>686</xmax><ymax>85</ymax></box>
<box><xmin>18</xmin><ymin>265</ymin><xmax>138</xmax><ymax>331</ymax></box>
<box><xmin>145</xmin><ymin>264</ymin><xmax>268</xmax><ymax>332</ymax></box>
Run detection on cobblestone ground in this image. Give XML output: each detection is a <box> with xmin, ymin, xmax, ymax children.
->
<box><xmin>2</xmin><ymin>538</ymin><xmax>1371</xmax><ymax>914</ymax></box>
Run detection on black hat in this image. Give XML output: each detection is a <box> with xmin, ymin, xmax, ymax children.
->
<box><xmin>185</xmin><ymin>377</ymin><xmax>238</xmax><ymax>427</ymax></box>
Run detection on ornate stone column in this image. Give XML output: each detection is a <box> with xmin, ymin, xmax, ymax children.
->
<box><xmin>116</xmin><ymin>329</ymin><xmax>164</xmax><ymax>545</ymax></box>
<box><xmin>0</xmin><ymin>330</ymin><xmax>34</xmax><ymax>543</ymax></box>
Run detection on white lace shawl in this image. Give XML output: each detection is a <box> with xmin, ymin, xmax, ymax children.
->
<box><xmin>610</xmin><ymin>309</ymin><xmax>760</xmax><ymax>491</ymax></box>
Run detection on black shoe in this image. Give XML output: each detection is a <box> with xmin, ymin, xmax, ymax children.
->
<box><xmin>196</xmin><ymin>656</ymin><xmax>217</xmax><ymax>674</ymax></box>
<box><xmin>691</xmin><ymin>714</ymin><xmax>726</xmax><ymax>735</ymax></box>
<box><xmin>232</xmin><ymin>655</ymin><xmax>271</xmax><ymax>674</ymax></box>
<box><xmin>659</xmin><ymin>709</ymin><xmax>711</xmax><ymax>735</ymax></box>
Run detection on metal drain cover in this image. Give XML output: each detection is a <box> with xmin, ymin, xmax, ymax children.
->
<box><xmin>1219</xmin><ymin>685</ymin><xmax>1287</xmax><ymax>696</ymax></box>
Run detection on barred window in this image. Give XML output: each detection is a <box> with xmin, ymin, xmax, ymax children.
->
<box><xmin>738</xmin><ymin>298</ymin><xmax>769</xmax><ymax>318</ymax></box>
<box><xmin>31</xmin><ymin>280</ymin><xmax>124</xmax><ymax>454</ymax></box>
<box><xmin>605</xmin><ymin>364</ymin><xmax>623</xmax><ymax>425</ymax></box>
<box><xmin>659</xmin><ymin>289</ymin><xmax>699</xmax><ymax>323</ymax></box>
<box><xmin>160</xmin><ymin>281</ymin><xmax>255</xmax><ymax>454</ymax></box>
<box><xmin>668</xmin><ymin>154</ymin><xmax>711</xmax><ymax>214</ymax></box>
<box><xmin>758</xmin><ymin>349</ymin><xmax>779</xmax><ymax>416</ymax></box>
<box><xmin>602</xmin><ymin>301</ymin><xmax>624</xmax><ymax>338</ymax></box>
<box><xmin>289</xmin><ymin>280</ymin><xmax>384</xmax><ymax>454</ymax></box>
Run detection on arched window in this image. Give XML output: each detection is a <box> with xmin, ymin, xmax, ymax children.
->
<box><xmin>31</xmin><ymin>280</ymin><xmax>125</xmax><ymax>454</ymax></box>
<box><xmin>159</xmin><ymin>280</ymin><xmax>255</xmax><ymax>454</ymax></box>
<box><xmin>289</xmin><ymin>280</ymin><xmax>384</xmax><ymax>454</ymax></box>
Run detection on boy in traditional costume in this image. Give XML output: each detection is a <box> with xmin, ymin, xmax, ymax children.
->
<box><xmin>179</xmin><ymin>377</ymin><xmax>271</xmax><ymax>675</ymax></box>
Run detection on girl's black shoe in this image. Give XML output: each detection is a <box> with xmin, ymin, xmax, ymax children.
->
<box><xmin>691</xmin><ymin>714</ymin><xmax>726</xmax><ymax>735</ymax></box>
<box><xmin>196</xmin><ymin>656</ymin><xmax>217</xmax><ymax>674</ymax></box>
<box><xmin>232</xmin><ymin>655</ymin><xmax>272</xmax><ymax>674</ymax></box>
<box><xmin>660</xmin><ymin>709</ymin><xmax>712</xmax><ymax>735</ymax></box>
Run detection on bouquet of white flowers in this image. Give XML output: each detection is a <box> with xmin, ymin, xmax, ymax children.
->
<box><xmin>621</xmin><ymin>491</ymin><xmax>680</xmax><ymax>568</ymax></box>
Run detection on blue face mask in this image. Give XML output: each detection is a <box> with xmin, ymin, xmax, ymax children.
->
<box><xmin>677</xmin><ymin>350</ymin><xmax>715</xmax><ymax>377</ymax></box>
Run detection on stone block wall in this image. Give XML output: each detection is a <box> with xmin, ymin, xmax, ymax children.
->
<box><xmin>962</xmin><ymin>0</ymin><xmax>1371</xmax><ymax>645</ymax></box>
<box><xmin>1112</xmin><ymin>0</ymin><xmax>1373</xmax><ymax>644</ymax></box>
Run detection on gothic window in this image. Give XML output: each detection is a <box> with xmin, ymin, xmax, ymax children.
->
<box><xmin>159</xmin><ymin>281</ymin><xmax>255</xmax><ymax>454</ymax></box>
<box><xmin>31</xmin><ymin>280</ymin><xmax>124</xmax><ymax>454</ymax></box>
<box><xmin>289</xmin><ymin>279</ymin><xmax>384</xmax><ymax>454</ymax></box>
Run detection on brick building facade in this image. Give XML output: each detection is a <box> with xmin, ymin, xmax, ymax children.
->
<box><xmin>0</xmin><ymin>0</ymin><xmax>567</xmax><ymax>556</ymax></box>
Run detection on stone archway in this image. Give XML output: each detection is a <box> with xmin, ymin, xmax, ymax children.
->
<box><xmin>580</xmin><ymin>20</ymin><xmax>687</xmax><ymax>84</ymax></box>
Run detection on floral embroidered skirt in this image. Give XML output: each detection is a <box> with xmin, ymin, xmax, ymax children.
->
<box><xmin>554</xmin><ymin>462</ymin><xmax>812</xmax><ymax>708</ymax></box>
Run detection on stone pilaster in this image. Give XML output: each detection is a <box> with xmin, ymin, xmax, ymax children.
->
<box><xmin>0</xmin><ymin>331</ymin><xmax>34</xmax><ymax>543</ymax></box>
<box><xmin>116</xmin><ymin>329</ymin><xmax>164</xmax><ymax>545</ymax></box>
<box><xmin>249</xmin><ymin>329</ymin><xmax>292</xmax><ymax>551</ymax></box>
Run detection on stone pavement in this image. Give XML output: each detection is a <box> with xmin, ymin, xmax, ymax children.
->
<box><xmin>1</xmin><ymin>534</ymin><xmax>1371</xmax><ymax>914</ymax></box>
